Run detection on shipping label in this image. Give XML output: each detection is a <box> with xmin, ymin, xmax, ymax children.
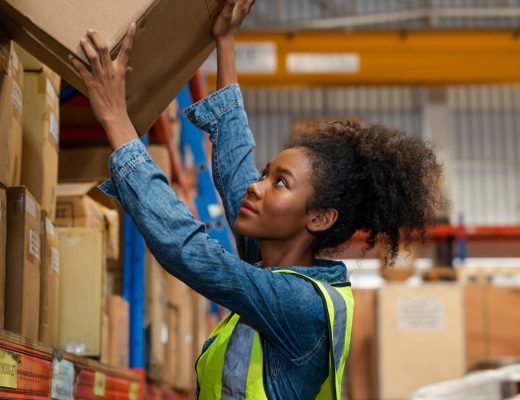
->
<box><xmin>10</xmin><ymin>50</ymin><xmax>20</xmax><ymax>73</ymax></box>
<box><xmin>129</xmin><ymin>382</ymin><xmax>139</xmax><ymax>400</ymax></box>
<box><xmin>51</xmin><ymin>358</ymin><xmax>74</xmax><ymax>400</ymax></box>
<box><xmin>94</xmin><ymin>372</ymin><xmax>106</xmax><ymax>397</ymax></box>
<box><xmin>46</xmin><ymin>78</ymin><xmax>57</xmax><ymax>101</ymax></box>
<box><xmin>51</xmin><ymin>247</ymin><xmax>60</xmax><ymax>273</ymax></box>
<box><xmin>46</xmin><ymin>217</ymin><xmax>55</xmax><ymax>237</ymax></box>
<box><xmin>0</xmin><ymin>349</ymin><xmax>19</xmax><ymax>389</ymax></box>
<box><xmin>397</xmin><ymin>297</ymin><xmax>444</xmax><ymax>331</ymax></box>
<box><xmin>49</xmin><ymin>111</ymin><xmax>59</xmax><ymax>146</ymax></box>
<box><xmin>25</xmin><ymin>195</ymin><xmax>37</xmax><ymax>218</ymax></box>
<box><xmin>28</xmin><ymin>229</ymin><xmax>41</xmax><ymax>263</ymax></box>
<box><xmin>11</xmin><ymin>80</ymin><xmax>23</xmax><ymax>117</ymax></box>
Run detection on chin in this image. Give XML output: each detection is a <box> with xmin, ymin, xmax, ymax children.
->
<box><xmin>234</xmin><ymin>219</ymin><xmax>258</xmax><ymax>239</ymax></box>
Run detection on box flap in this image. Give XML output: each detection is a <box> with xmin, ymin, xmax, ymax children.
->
<box><xmin>57</xmin><ymin>181</ymin><xmax>98</xmax><ymax>197</ymax></box>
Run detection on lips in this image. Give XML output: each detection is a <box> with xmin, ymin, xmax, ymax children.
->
<box><xmin>240</xmin><ymin>200</ymin><xmax>259</xmax><ymax>214</ymax></box>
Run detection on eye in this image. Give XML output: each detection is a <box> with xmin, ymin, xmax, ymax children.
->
<box><xmin>274</xmin><ymin>177</ymin><xmax>287</xmax><ymax>188</ymax></box>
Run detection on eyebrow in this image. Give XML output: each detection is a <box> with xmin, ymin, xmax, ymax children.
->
<box><xmin>274</xmin><ymin>166</ymin><xmax>295</xmax><ymax>180</ymax></box>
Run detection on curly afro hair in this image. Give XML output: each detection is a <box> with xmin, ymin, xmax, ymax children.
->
<box><xmin>288</xmin><ymin>120</ymin><xmax>447</xmax><ymax>264</ymax></box>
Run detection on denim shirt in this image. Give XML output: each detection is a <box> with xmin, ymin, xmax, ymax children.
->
<box><xmin>99</xmin><ymin>84</ymin><xmax>351</xmax><ymax>399</ymax></box>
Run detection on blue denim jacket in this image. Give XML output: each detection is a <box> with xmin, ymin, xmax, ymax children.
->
<box><xmin>100</xmin><ymin>84</ymin><xmax>351</xmax><ymax>399</ymax></box>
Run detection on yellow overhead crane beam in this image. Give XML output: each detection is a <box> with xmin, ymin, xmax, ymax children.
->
<box><xmin>205</xmin><ymin>30</ymin><xmax>520</xmax><ymax>86</ymax></box>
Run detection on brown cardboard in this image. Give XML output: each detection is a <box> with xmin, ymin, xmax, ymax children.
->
<box><xmin>59</xmin><ymin>144</ymin><xmax>171</xmax><ymax>182</ymax></box>
<box><xmin>57</xmin><ymin>227</ymin><xmax>105</xmax><ymax>356</ymax></box>
<box><xmin>145</xmin><ymin>250</ymin><xmax>166</xmax><ymax>382</ymax></box>
<box><xmin>0</xmin><ymin>186</ymin><xmax>6</xmax><ymax>328</ymax></box>
<box><xmin>21</xmin><ymin>67</ymin><xmax>60</xmax><ymax>220</ymax></box>
<box><xmin>164</xmin><ymin>305</ymin><xmax>178</xmax><ymax>388</ymax></box>
<box><xmin>378</xmin><ymin>284</ymin><xmax>466</xmax><ymax>400</ymax></box>
<box><xmin>465</xmin><ymin>285</ymin><xmax>520</xmax><ymax>370</ymax></box>
<box><xmin>347</xmin><ymin>289</ymin><xmax>378</xmax><ymax>400</ymax></box>
<box><xmin>0</xmin><ymin>30</ymin><xmax>24</xmax><ymax>187</ymax></box>
<box><xmin>5</xmin><ymin>186</ymin><xmax>41</xmax><ymax>340</ymax></box>
<box><xmin>106</xmin><ymin>295</ymin><xmax>129</xmax><ymax>369</ymax></box>
<box><xmin>56</xmin><ymin>181</ymin><xmax>119</xmax><ymax>261</ymax></box>
<box><xmin>175</xmin><ymin>284</ymin><xmax>194</xmax><ymax>392</ymax></box>
<box><xmin>13</xmin><ymin>43</ymin><xmax>61</xmax><ymax>92</ymax></box>
<box><xmin>0</xmin><ymin>0</ymin><xmax>225</xmax><ymax>134</ymax></box>
<box><xmin>39</xmin><ymin>211</ymin><xmax>60</xmax><ymax>347</ymax></box>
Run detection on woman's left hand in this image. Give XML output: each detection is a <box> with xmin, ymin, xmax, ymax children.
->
<box><xmin>70</xmin><ymin>22</ymin><xmax>138</xmax><ymax>149</ymax></box>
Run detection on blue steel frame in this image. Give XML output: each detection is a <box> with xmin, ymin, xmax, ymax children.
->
<box><xmin>123</xmin><ymin>134</ymin><xmax>148</xmax><ymax>369</ymax></box>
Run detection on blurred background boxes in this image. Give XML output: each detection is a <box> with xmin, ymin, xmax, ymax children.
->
<box><xmin>39</xmin><ymin>211</ymin><xmax>60</xmax><ymax>347</ymax></box>
<box><xmin>57</xmin><ymin>227</ymin><xmax>105</xmax><ymax>357</ymax></box>
<box><xmin>55</xmin><ymin>181</ymin><xmax>119</xmax><ymax>261</ymax></box>
<box><xmin>20</xmin><ymin>57</ymin><xmax>60</xmax><ymax>220</ymax></box>
<box><xmin>0</xmin><ymin>185</ymin><xmax>6</xmax><ymax>328</ymax></box>
<box><xmin>5</xmin><ymin>186</ymin><xmax>41</xmax><ymax>340</ymax></box>
<box><xmin>377</xmin><ymin>284</ymin><xmax>466</xmax><ymax>400</ymax></box>
<box><xmin>0</xmin><ymin>30</ymin><xmax>23</xmax><ymax>187</ymax></box>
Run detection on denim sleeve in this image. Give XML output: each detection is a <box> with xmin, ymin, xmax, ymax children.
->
<box><xmin>183</xmin><ymin>84</ymin><xmax>261</xmax><ymax>264</ymax></box>
<box><xmin>99</xmin><ymin>140</ymin><xmax>326</xmax><ymax>362</ymax></box>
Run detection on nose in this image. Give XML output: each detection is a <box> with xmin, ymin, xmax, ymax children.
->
<box><xmin>246</xmin><ymin>180</ymin><xmax>262</xmax><ymax>199</ymax></box>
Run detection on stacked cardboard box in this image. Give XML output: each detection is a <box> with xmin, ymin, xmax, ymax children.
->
<box><xmin>20</xmin><ymin>55</ymin><xmax>60</xmax><ymax>219</ymax></box>
<box><xmin>55</xmin><ymin>181</ymin><xmax>119</xmax><ymax>261</ymax></box>
<box><xmin>0</xmin><ymin>186</ymin><xmax>6</xmax><ymax>328</ymax></box>
<box><xmin>106</xmin><ymin>295</ymin><xmax>129</xmax><ymax>369</ymax></box>
<box><xmin>377</xmin><ymin>284</ymin><xmax>466</xmax><ymax>400</ymax></box>
<box><xmin>5</xmin><ymin>187</ymin><xmax>41</xmax><ymax>340</ymax></box>
<box><xmin>57</xmin><ymin>228</ymin><xmax>105</xmax><ymax>356</ymax></box>
<box><xmin>39</xmin><ymin>211</ymin><xmax>60</xmax><ymax>347</ymax></box>
<box><xmin>0</xmin><ymin>27</ymin><xmax>23</xmax><ymax>187</ymax></box>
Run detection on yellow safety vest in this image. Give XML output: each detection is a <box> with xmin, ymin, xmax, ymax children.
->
<box><xmin>195</xmin><ymin>269</ymin><xmax>354</xmax><ymax>399</ymax></box>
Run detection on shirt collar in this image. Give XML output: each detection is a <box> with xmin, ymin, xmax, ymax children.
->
<box><xmin>256</xmin><ymin>259</ymin><xmax>349</xmax><ymax>286</ymax></box>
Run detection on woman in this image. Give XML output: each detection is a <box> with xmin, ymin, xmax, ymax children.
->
<box><xmin>71</xmin><ymin>0</ymin><xmax>444</xmax><ymax>398</ymax></box>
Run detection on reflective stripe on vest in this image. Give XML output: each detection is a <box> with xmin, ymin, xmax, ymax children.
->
<box><xmin>196</xmin><ymin>270</ymin><xmax>354</xmax><ymax>399</ymax></box>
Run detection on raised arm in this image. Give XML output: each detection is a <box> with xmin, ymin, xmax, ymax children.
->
<box><xmin>185</xmin><ymin>0</ymin><xmax>260</xmax><ymax>261</ymax></box>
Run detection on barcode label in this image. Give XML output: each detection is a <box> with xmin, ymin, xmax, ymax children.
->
<box><xmin>50</xmin><ymin>111</ymin><xmax>59</xmax><ymax>145</ymax></box>
<box><xmin>11</xmin><ymin>81</ymin><xmax>23</xmax><ymax>114</ymax></box>
<box><xmin>46</xmin><ymin>217</ymin><xmax>55</xmax><ymax>237</ymax></box>
<box><xmin>29</xmin><ymin>229</ymin><xmax>41</xmax><ymax>262</ymax></box>
<box><xmin>25</xmin><ymin>195</ymin><xmax>37</xmax><ymax>218</ymax></box>
<box><xmin>51</xmin><ymin>247</ymin><xmax>60</xmax><ymax>273</ymax></box>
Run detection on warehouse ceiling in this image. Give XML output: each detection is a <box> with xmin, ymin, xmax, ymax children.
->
<box><xmin>243</xmin><ymin>0</ymin><xmax>520</xmax><ymax>30</ymax></box>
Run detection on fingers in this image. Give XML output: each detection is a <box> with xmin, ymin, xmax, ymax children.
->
<box><xmin>221</xmin><ymin>0</ymin><xmax>236</xmax><ymax>19</ymax></box>
<box><xmin>69</xmin><ymin>55</ymin><xmax>93</xmax><ymax>84</ymax></box>
<box><xmin>116</xmin><ymin>22</ymin><xmax>137</xmax><ymax>69</ymax></box>
<box><xmin>87</xmin><ymin>29</ymin><xmax>112</xmax><ymax>67</ymax></box>
<box><xmin>80</xmin><ymin>36</ymin><xmax>103</xmax><ymax>76</ymax></box>
<box><xmin>237</xmin><ymin>0</ymin><xmax>255</xmax><ymax>16</ymax></box>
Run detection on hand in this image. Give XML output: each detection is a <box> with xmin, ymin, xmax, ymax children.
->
<box><xmin>213</xmin><ymin>0</ymin><xmax>255</xmax><ymax>42</ymax></box>
<box><xmin>70</xmin><ymin>22</ymin><xmax>139</xmax><ymax>149</ymax></box>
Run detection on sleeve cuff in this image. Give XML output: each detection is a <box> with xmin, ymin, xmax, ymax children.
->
<box><xmin>183</xmin><ymin>83</ymin><xmax>244</xmax><ymax>131</ymax></box>
<box><xmin>107</xmin><ymin>139</ymin><xmax>153</xmax><ymax>184</ymax></box>
<box><xmin>98</xmin><ymin>178</ymin><xmax>119</xmax><ymax>199</ymax></box>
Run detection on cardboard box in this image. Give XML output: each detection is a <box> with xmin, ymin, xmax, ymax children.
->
<box><xmin>378</xmin><ymin>284</ymin><xmax>466</xmax><ymax>400</ymax></box>
<box><xmin>0</xmin><ymin>0</ymin><xmax>225</xmax><ymax>134</ymax></box>
<box><xmin>465</xmin><ymin>285</ymin><xmax>520</xmax><ymax>370</ymax></box>
<box><xmin>0</xmin><ymin>186</ymin><xmax>6</xmax><ymax>328</ymax></box>
<box><xmin>346</xmin><ymin>289</ymin><xmax>378</xmax><ymax>400</ymax></box>
<box><xmin>5</xmin><ymin>186</ymin><xmax>41</xmax><ymax>340</ymax></box>
<box><xmin>0</xmin><ymin>29</ymin><xmax>24</xmax><ymax>187</ymax></box>
<box><xmin>106</xmin><ymin>295</ymin><xmax>129</xmax><ymax>369</ymax></box>
<box><xmin>57</xmin><ymin>228</ymin><xmax>105</xmax><ymax>356</ymax></box>
<box><xmin>163</xmin><ymin>305</ymin><xmax>178</xmax><ymax>388</ymax></box>
<box><xmin>59</xmin><ymin>144</ymin><xmax>171</xmax><ymax>182</ymax></box>
<box><xmin>39</xmin><ymin>211</ymin><xmax>60</xmax><ymax>347</ymax></box>
<box><xmin>14</xmin><ymin>43</ymin><xmax>61</xmax><ymax>91</ymax></box>
<box><xmin>56</xmin><ymin>181</ymin><xmax>119</xmax><ymax>261</ymax></box>
<box><xmin>21</xmin><ymin>66</ymin><xmax>60</xmax><ymax>219</ymax></box>
<box><xmin>145</xmin><ymin>250</ymin><xmax>166</xmax><ymax>381</ymax></box>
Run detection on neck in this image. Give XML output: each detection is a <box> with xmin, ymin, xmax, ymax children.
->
<box><xmin>259</xmin><ymin>235</ymin><xmax>315</xmax><ymax>268</ymax></box>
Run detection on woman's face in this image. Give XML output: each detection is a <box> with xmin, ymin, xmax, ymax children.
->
<box><xmin>234</xmin><ymin>147</ymin><xmax>315</xmax><ymax>241</ymax></box>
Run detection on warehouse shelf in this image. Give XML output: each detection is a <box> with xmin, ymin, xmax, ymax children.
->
<box><xmin>0</xmin><ymin>329</ymin><xmax>141</xmax><ymax>399</ymax></box>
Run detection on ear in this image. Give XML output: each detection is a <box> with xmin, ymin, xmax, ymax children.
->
<box><xmin>307</xmin><ymin>208</ymin><xmax>339</xmax><ymax>234</ymax></box>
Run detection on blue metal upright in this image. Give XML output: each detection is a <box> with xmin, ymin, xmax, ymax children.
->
<box><xmin>123</xmin><ymin>134</ymin><xmax>148</xmax><ymax>369</ymax></box>
<box><xmin>177</xmin><ymin>86</ymin><xmax>235</xmax><ymax>253</ymax></box>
